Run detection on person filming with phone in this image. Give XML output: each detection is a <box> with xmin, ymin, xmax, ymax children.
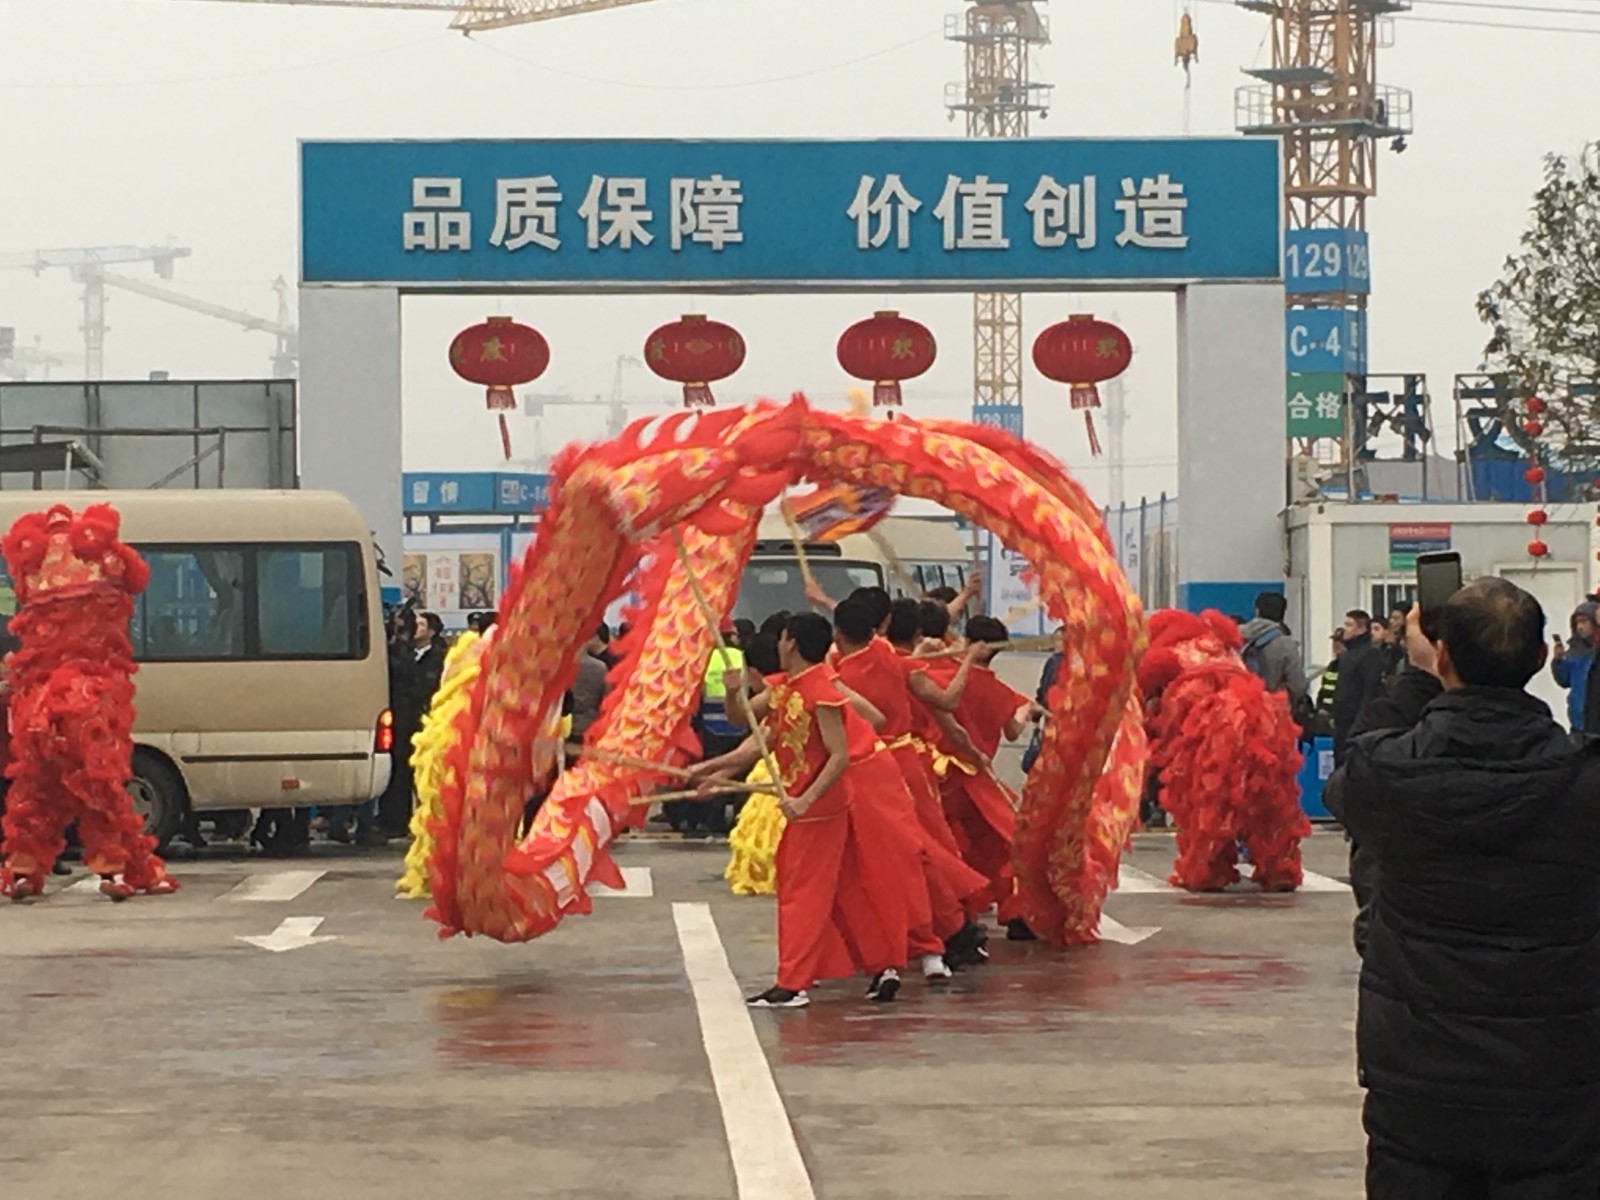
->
<box><xmin>1326</xmin><ymin>571</ymin><xmax>1600</xmax><ymax>1196</ymax></box>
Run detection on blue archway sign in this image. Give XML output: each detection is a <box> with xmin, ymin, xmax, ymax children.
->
<box><xmin>301</xmin><ymin>138</ymin><xmax>1281</xmax><ymax>291</ymax></box>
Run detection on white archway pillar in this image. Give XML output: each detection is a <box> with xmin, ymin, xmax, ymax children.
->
<box><xmin>1175</xmin><ymin>281</ymin><xmax>1287</xmax><ymax>614</ymax></box>
<box><xmin>298</xmin><ymin>284</ymin><xmax>405</xmax><ymax>568</ymax></box>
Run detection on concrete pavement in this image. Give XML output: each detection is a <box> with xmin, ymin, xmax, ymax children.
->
<box><xmin>0</xmin><ymin>832</ymin><xmax>1366</xmax><ymax>1198</ymax></box>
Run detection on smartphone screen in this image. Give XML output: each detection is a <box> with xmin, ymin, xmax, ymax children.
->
<box><xmin>1416</xmin><ymin>552</ymin><xmax>1463</xmax><ymax>637</ymax></box>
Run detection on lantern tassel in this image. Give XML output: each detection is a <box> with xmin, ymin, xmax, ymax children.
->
<box><xmin>683</xmin><ymin>383</ymin><xmax>716</xmax><ymax>408</ymax></box>
<box><xmin>873</xmin><ymin>380</ymin><xmax>903</xmax><ymax>408</ymax></box>
<box><xmin>1084</xmin><ymin>411</ymin><xmax>1103</xmax><ymax>458</ymax></box>
<box><xmin>498</xmin><ymin>413</ymin><xmax>513</xmax><ymax>462</ymax></box>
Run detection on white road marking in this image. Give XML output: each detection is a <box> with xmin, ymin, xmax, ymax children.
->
<box><xmin>222</xmin><ymin>870</ymin><xmax>326</xmax><ymax>903</ymax></box>
<box><xmin>1119</xmin><ymin>861</ymin><xmax>1350</xmax><ymax>895</ymax></box>
<box><xmin>672</xmin><ymin>902</ymin><xmax>814</xmax><ymax>1200</ymax></box>
<box><xmin>1116</xmin><ymin>862</ymin><xmax>1171</xmax><ymax>893</ymax></box>
<box><xmin>592</xmin><ymin>866</ymin><xmax>654</xmax><ymax>899</ymax></box>
<box><xmin>1097</xmin><ymin>913</ymin><xmax>1162</xmax><ymax>945</ymax></box>
<box><xmin>1297</xmin><ymin>870</ymin><xmax>1352</xmax><ymax>893</ymax></box>
<box><xmin>236</xmin><ymin>916</ymin><xmax>337</xmax><ymax>953</ymax></box>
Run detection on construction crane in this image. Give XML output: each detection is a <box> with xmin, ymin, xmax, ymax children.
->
<box><xmin>0</xmin><ymin>336</ymin><xmax>85</xmax><ymax>382</ymax></box>
<box><xmin>0</xmin><ymin>245</ymin><xmax>191</xmax><ymax>380</ymax></box>
<box><xmin>1235</xmin><ymin>1</ymin><xmax>1414</xmax><ymax>471</ymax></box>
<box><xmin>99</xmin><ymin>273</ymin><xmax>298</xmax><ymax>378</ymax></box>
<box><xmin>171</xmin><ymin>0</ymin><xmax>662</xmax><ymax>32</ymax></box>
<box><xmin>182</xmin><ymin>0</ymin><xmax>1052</xmax><ymax>433</ymax></box>
<box><xmin>1</xmin><ymin>246</ymin><xmax>297</xmax><ymax>379</ymax></box>
<box><xmin>520</xmin><ymin>354</ymin><xmax>671</xmax><ymax>466</ymax></box>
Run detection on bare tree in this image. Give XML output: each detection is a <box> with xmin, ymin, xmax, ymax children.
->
<box><xmin>1477</xmin><ymin>145</ymin><xmax>1600</xmax><ymax>458</ymax></box>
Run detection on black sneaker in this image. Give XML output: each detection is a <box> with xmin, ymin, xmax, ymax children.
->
<box><xmin>1006</xmin><ymin>918</ymin><xmax>1039</xmax><ymax>942</ymax></box>
<box><xmin>866</xmin><ymin>968</ymin><xmax>901</xmax><ymax>1003</ymax></box>
<box><xmin>746</xmin><ymin>986</ymin><xmax>809</xmax><ymax>1009</ymax></box>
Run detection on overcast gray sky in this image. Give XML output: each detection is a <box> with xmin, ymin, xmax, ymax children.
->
<box><xmin>2</xmin><ymin>0</ymin><xmax>1597</xmax><ymax>505</ymax></box>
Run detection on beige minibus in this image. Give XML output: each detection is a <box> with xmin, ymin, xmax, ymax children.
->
<box><xmin>0</xmin><ymin>489</ymin><xmax>392</xmax><ymax>843</ymax></box>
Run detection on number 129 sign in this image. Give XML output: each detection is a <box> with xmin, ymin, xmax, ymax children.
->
<box><xmin>1285</xmin><ymin>229</ymin><xmax>1371</xmax><ymax>297</ymax></box>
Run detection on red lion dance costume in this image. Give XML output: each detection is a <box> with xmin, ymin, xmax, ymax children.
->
<box><xmin>1136</xmin><ymin>608</ymin><xmax>1310</xmax><ymax>892</ymax></box>
<box><xmin>0</xmin><ymin>503</ymin><xmax>177</xmax><ymax>901</ymax></box>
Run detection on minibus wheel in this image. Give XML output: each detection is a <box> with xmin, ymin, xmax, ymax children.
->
<box><xmin>126</xmin><ymin>751</ymin><xmax>187</xmax><ymax>849</ymax></box>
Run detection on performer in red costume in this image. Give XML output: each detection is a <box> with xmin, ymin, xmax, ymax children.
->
<box><xmin>926</xmin><ymin>612</ymin><xmax>1040</xmax><ymax>931</ymax></box>
<box><xmin>1137</xmin><ymin>608</ymin><xmax>1310</xmax><ymax>892</ymax></box>
<box><xmin>832</xmin><ymin>595</ymin><xmax>989</xmax><ymax>982</ymax></box>
<box><xmin>0</xmin><ymin>503</ymin><xmax>178</xmax><ymax>901</ymax></box>
<box><xmin>696</xmin><ymin>611</ymin><xmax>924</xmax><ymax>1008</ymax></box>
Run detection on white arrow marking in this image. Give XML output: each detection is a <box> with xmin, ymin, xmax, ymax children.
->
<box><xmin>1098</xmin><ymin>913</ymin><xmax>1162</xmax><ymax>946</ymax></box>
<box><xmin>236</xmin><ymin>916</ymin><xmax>337</xmax><ymax>953</ymax></box>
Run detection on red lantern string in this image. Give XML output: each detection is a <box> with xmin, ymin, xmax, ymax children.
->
<box><xmin>1523</xmin><ymin>396</ymin><xmax>1549</xmax><ymax>563</ymax></box>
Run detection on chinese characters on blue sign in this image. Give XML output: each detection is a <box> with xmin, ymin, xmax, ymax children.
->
<box><xmin>301</xmin><ymin>139</ymin><xmax>1281</xmax><ymax>289</ymax></box>
<box><xmin>403</xmin><ymin>472</ymin><xmax>549</xmax><ymax>516</ymax></box>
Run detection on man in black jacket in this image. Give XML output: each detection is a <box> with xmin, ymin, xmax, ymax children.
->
<box><xmin>1326</xmin><ymin>579</ymin><xmax>1600</xmax><ymax>1197</ymax></box>
<box><xmin>1331</xmin><ymin>609</ymin><xmax>1389</xmax><ymax>764</ymax></box>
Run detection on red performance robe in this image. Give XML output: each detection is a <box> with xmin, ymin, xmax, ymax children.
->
<box><xmin>765</xmin><ymin>664</ymin><xmax>924</xmax><ymax>992</ymax></box>
<box><xmin>837</xmin><ymin>639</ymin><xmax>988</xmax><ymax>947</ymax></box>
<box><xmin>927</xmin><ymin>661</ymin><xmax>1027</xmax><ymax>917</ymax></box>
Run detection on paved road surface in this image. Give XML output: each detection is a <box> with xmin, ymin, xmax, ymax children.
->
<box><xmin>0</xmin><ymin>831</ymin><xmax>1365</xmax><ymax>1199</ymax></box>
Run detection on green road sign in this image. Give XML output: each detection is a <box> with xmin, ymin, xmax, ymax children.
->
<box><xmin>1286</xmin><ymin>372</ymin><xmax>1346</xmax><ymax>438</ymax></box>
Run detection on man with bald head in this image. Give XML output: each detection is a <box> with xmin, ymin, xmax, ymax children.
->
<box><xmin>1328</xmin><ymin>577</ymin><xmax>1600</xmax><ymax>1196</ymax></box>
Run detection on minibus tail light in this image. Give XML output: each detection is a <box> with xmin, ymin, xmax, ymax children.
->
<box><xmin>376</xmin><ymin>709</ymin><xmax>395</xmax><ymax>754</ymax></box>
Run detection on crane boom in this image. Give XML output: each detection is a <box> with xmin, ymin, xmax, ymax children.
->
<box><xmin>0</xmin><ymin>245</ymin><xmax>190</xmax><ymax>276</ymax></box>
<box><xmin>98</xmin><ymin>272</ymin><xmax>294</xmax><ymax>338</ymax></box>
<box><xmin>168</xmin><ymin>0</ymin><xmax>662</xmax><ymax>32</ymax></box>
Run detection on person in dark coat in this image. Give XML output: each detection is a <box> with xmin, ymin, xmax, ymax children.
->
<box><xmin>1331</xmin><ymin>608</ymin><xmax>1389</xmax><ymax>764</ymax></box>
<box><xmin>1325</xmin><ymin>579</ymin><xmax>1600</xmax><ymax>1197</ymax></box>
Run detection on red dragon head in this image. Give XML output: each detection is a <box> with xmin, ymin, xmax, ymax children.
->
<box><xmin>1136</xmin><ymin>608</ymin><xmax>1245</xmax><ymax>699</ymax></box>
<box><xmin>2</xmin><ymin>503</ymin><xmax>149</xmax><ymax>607</ymax></box>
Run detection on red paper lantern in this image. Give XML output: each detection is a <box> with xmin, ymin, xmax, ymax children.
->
<box><xmin>1523</xmin><ymin>419</ymin><xmax>1545</xmax><ymax>438</ymax></box>
<box><xmin>1527</xmin><ymin>510</ymin><xmax>1549</xmax><ymax>527</ymax></box>
<box><xmin>1033</xmin><ymin>314</ymin><xmax>1134</xmax><ymax>456</ymax></box>
<box><xmin>1525</xmin><ymin>466</ymin><xmax>1547</xmax><ymax>486</ymax></box>
<box><xmin>836</xmin><ymin>311</ymin><xmax>937</xmax><ymax>408</ymax></box>
<box><xmin>644</xmin><ymin>314</ymin><xmax>746</xmax><ymax>408</ymax></box>
<box><xmin>449</xmin><ymin>316</ymin><xmax>551</xmax><ymax>460</ymax></box>
<box><xmin>1526</xmin><ymin>396</ymin><xmax>1547</xmax><ymax>416</ymax></box>
<box><xmin>1528</xmin><ymin>539</ymin><xmax>1550</xmax><ymax>559</ymax></box>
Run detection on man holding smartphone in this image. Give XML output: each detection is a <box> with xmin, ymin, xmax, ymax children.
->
<box><xmin>1326</xmin><ymin>578</ymin><xmax>1600</xmax><ymax>1196</ymax></box>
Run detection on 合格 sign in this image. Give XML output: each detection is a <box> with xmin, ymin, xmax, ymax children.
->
<box><xmin>1286</xmin><ymin>372</ymin><xmax>1346</xmax><ymax>438</ymax></box>
<box><xmin>1285</xmin><ymin>229</ymin><xmax>1371</xmax><ymax>297</ymax></box>
<box><xmin>300</xmin><ymin>138</ymin><xmax>1282</xmax><ymax>290</ymax></box>
<box><xmin>1287</xmin><ymin>307</ymin><xmax>1368</xmax><ymax>375</ymax></box>
<box><xmin>1389</xmin><ymin>522</ymin><xmax>1451</xmax><ymax>570</ymax></box>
